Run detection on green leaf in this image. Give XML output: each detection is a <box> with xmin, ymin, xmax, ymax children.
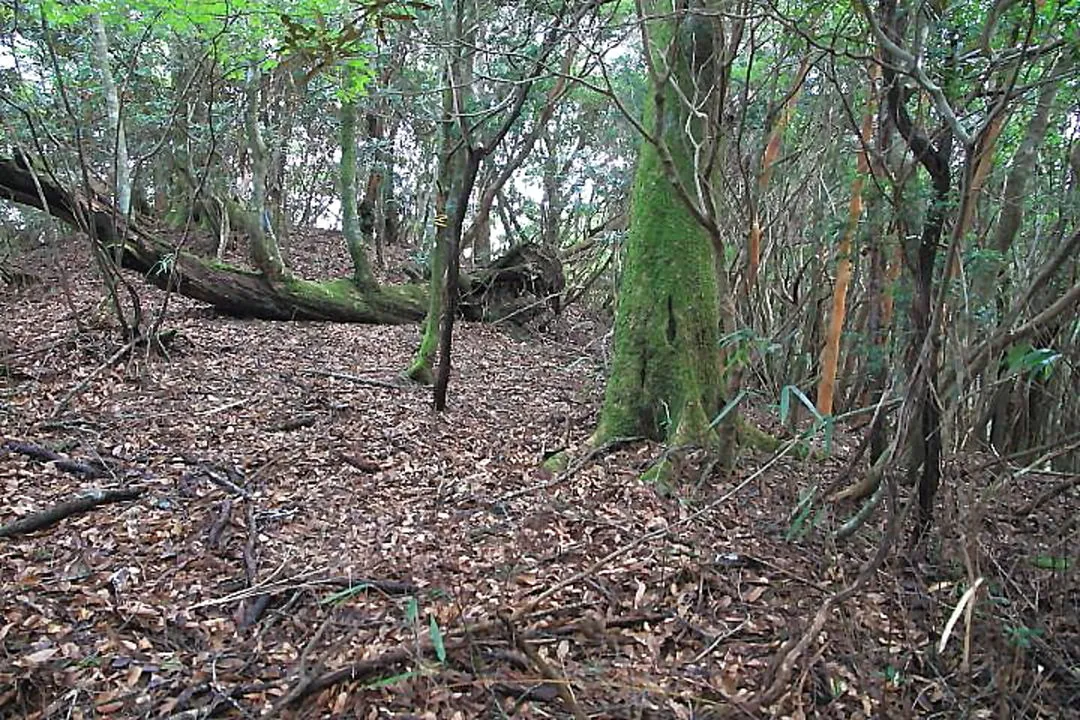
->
<box><xmin>709</xmin><ymin>390</ymin><xmax>746</xmax><ymax>429</ymax></box>
<box><xmin>1033</xmin><ymin>555</ymin><xmax>1071</xmax><ymax>571</ymax></box>
<box><xmin>319</xmin><ymin>582</ymin><xmax>371</xmax><ymax>605</ymax></box>
<box><xmin>362</xmin><ymin>670</ymin><xmax>419</xmax><ymax>689</ymax></box>
<box><xmin>428</xmin><ymin>615</ymin><xmax>446</xmax><ymax>663</ymax></box>
<box><xmin>405</xmin><ymin>596</ymin><xmax>419</xmax><ymax>625</ymax></box>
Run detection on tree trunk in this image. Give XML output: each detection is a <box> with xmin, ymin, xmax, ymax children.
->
<box><xmin>341</xmin><ymin>69</ymin><xmax>377</xmax><ymax>288</ymax></box>
<box><xmin>244</xmin><ymin>69</ymin><xmax>287</xmax><ymax>279</ymax></box>
<box><xmin>592</xmin><ymin>9</ymin><xmax>727</xmax><ymax>451</ymax></box>
<box><xmin>817</xmin><ymin>66</ymin><xmax>877</xmax><ymax>416</ymax></box>
<box><xmin>91</xmin><ymin>13</ymin><xmax>132</xmax><ymax>217</ymax></box>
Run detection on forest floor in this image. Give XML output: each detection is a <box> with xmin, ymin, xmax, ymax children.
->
<box><xmin>1</xmin><ymin>231</ymin><xmax>1077</xmax><ymax>719</ymax></box>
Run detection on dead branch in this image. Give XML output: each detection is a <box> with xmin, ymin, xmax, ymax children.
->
<box><xmin>51</xmin><ymin>338</ymin><xmax>138</xmax><ymax>417</ymax></box>
<box><xmin>289</xmin><ymin>610</ymin><xmax>662</xmax><ymax>708</ymax></box>
<box><xmin>1015</xmin><ymin>474</ymin><xmax>1080</xmax><ymax>516</ymax></box>
<box><xmin>0</xmin><ymin>486</ymin><xmax>145</xmax><ymax>538</ymax></box>
<box><xmin>302</xmin><ymin>368</ymin><xmax>413</xmax><ymax>390</ymax></box>
<box><xmin>207</xmin><ymin>498</ymin><xmax>233</xmax><ymax>551</ymax></box>
<box><xmin>180</xmin><ymin>456</ymin><xmax>253</xmax><ymax>499</ymax></box>
<box><xmin>740</xmin><ymin>479</ymin><xmax>911</xmax><ymax>715</ymax></box>
<box><xmin>1</xmin><ymin>439</ymin><xmax>108</xmax><ymax>478</ymax></box>
<box><xmin>497</xmin><ymin>436</ymin><xmax>643</xmax><ymax>502</ymax></box>
<box><xmin>239</xmin><ymin>502</ymin><xmax>269</xmax><ymax>628</ymax></box>
<box><xmin>501</xmin><ymin>611</ymin><xmax>587</xmax><ymax>720</ymax></box>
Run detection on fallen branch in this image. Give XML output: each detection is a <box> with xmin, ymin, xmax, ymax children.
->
<box><xmin>207</xmin><ymin>498</ymin><xmax>233</xmax><ymax>552</ymax></box>
<box><xmin>1</xmin><ymin>439</ymin><xmax>107</xmax><ymax>478</ymax></box>
<box><xmin>239</xmin><ymin>503</ymin><xmax>270</xmax><ymax>629</ymax></box>
<box><xmin>501</xmin><ymin>612</ymin><xmax>587</xmax><ymax>720</ymax></box>
<box><xmin>497</xmin><ymin>436</ymin><xmax>643</xmax><ymax>503</ymax></box>
<box><xmin>303</xmin><ymin>368</ymin><xmax>414</xmax><ymax>390</ymax></box>
<box><xmin>291</xmin><ymin>610</ymin><xmax>667</xmax><ymax>708</ymax></box>
<box><xmin>181</xmin><ymin>456</ymin><xmax>252</xmax><ymax>499</ymax></box>
<box><xmin>1015</xmin><ymin>474</ymin><xmax>1080</xmax><ymax>516</ymax></box>
<box><xmin>743</xmin><ymin>477</ymin><xmax>910</xmax><ymax>714</ymax></box>
<box><xmin>0</xmin><ymin>486</ymin><xmax>145</xmax><ymax>538</ymax></box>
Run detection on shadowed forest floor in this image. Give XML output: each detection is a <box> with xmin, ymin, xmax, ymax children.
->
<box><xmin>1</xmin><ymin>233</ymin><xmax>1077</xmax><ymax>719</ymax></box>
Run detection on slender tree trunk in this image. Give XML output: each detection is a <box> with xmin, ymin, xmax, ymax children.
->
<box><xmin>405</xmin><ymin>94</ymin><xmax>466</xmax><ymax>383</ymax></box>
<box><xmin>817</xmin><ymin>67</ymin><xmax>878</xmax><ymax>416</ymax></box>
<box><xmin>434</xmin><ymin>150</ymin><xmax>482</xmax><ymax>409</ymax></box>
<box><xmin>744</xmin><ymin>56</ymin><xmax>810</xmax><ymax>302</ymax></box>
<box><xmin>244</xmin><ymin>69</ymin><xmax>287</xmax><ymax>279</ymax></box>
<box><xmin>91</xmin><ymin>13</ymin><xmax>131</xmax><ymax>217</ymax></box>
<box><xmin>341</xmin><ymin>69</ymin><xmax>377</xmax><ymax>288</ymax></box>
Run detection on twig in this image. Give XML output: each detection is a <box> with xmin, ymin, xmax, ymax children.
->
<box><xmin>239</xmin><ymin>502</ymin><xmax>269</xmax><ymax>628</ymax></box>
<box><xmin>207</xmin><ymin>498</ymin><xmax>233</xmax><ymax>552</ymax></box>
<box><xmin>0</xmin><ymin>486</ymin><xmax>145</xmax><ymax>538</ymax></box>
<box><xmin>515</xmin><ymin>435</ymin><xmax>806</xmax><ymax>618</ymax></box>
<box><xmin>744</xmin><ymin>477</ymin><xmax>911</xmax><ymax>714</ymax></box>
<box><xmin>302</xmin><ymin>368</ymin><xmax>413</xmax><ymax>390</ymax></box>
<box><xmin>501</xmin><ymin>612</ymin><xmax>587</xmax><ymax>720</ymax></box>
<box><xmin>268</xmin><ymin>612</ymin><xmax>338</xmax><ymax>717</ymax></box>
<box><xmin>497</xmin><ymin>436</ymin><xmax>642</xmax><ymax>502</ymax></box>
<box><xmin>1015</xmin><ymin>474</ymin><xmax>1080</xmax><ymax>516</ymax></box>
<box><xmin>51</xmin><ymin>338</ymin><xmax>137</xmax><ymax>417</ymax></box>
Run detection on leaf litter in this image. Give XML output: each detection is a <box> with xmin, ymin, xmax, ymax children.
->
<box><xmin>1</xmin><ymin>231</ymin><xmax>1076</xmax><ymax>719</ymax></box>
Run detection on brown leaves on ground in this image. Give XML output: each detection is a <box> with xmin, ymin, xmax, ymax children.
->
<box><xmin>1</xmin><ymin>231</ymin><xmax>1076</xmax><ymax>719</ymax></box>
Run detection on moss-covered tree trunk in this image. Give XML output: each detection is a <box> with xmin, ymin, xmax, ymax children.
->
<box><xmin>405</xmin><ymin>0</ymin><xmax>478</xmax><ymax>385</ymax></box>
<box><xmin>592</xmin><ymin>8</ymin><xmax>727</xmax><ymax>453</ymax></box>
<box><xmin>404</xmin><ymin>106</ymin><xmax>475</xmax><ymax>383</ymax></box>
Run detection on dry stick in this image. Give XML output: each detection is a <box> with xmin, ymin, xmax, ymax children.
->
<box><xmin>302</xmin><ymin>368</ymin><xmax>412</xmax><ymax>390</ymax></box>
<box><xmin>207</xmin><ymin>498</ymin><xmax>233</xmax><ymax>551</ymax></box>
<box><xmin>502</xmin><ymin>614</ymin><xmax>587</xmax><ymax>720</ymax></box>
<box><xmin>294</xmin><ymin>639</ymin><xmax>471</xmax><ymax>705</ymax></box>
<box><xmin>1013</xmin><ymin>438</ymin><xmax>1080</xmax><ymax>516</ymax></box>
<box><xmin>1</xmin><ymin>439</ymin><xmax>106</xmax><ymax>478</ymax></box>
<box><xmin>514</xmin><ymin>435</ymin><xmax>806</xmax><ymax>619</ymax></box>
<box><xmin>51</xmin><ymin>338</ymin><xmax>137</xmax><ymax>417</ymax></box>
<box><xmin>190</xmin><ymin>569</ymin><xmax>416</xmax><ymax>611</ymax></box>
<box><xmin>0</xmin><ymin>486</ymin><xmax>145</xmax><ymax>538</ymax></box>
<box><xmin>744</xmin><ymin>481</ymin><xmax>912</xmax><ymax>715</ymax></box>
<box><xmin>291</xmin><ymin>610</ymin><xmax>664</xmax><ymax>708</ymax></box>
<box><xmin>240</xmin><ymin>502</ymin><xmax>270</xmax><ymax>628</ymax></box>
<box><xmin>1016</xmin><ymin>475</ymin><xmax>1080</xmax><ymax>516</ymax></box>
<box><xmin>498</xmin><ymin>436</ymin><xmax>643</xmax><ymax>503</ymax></box>
<box><xmin>268</xmin><ymin>612</ymin><xmax>339</xmax><ymax>717</ymax></box>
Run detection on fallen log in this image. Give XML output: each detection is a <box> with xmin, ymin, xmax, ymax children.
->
<box><xmin>0</xmin><ymin>486</ymin><xmax>145</xmax><ymax>538</ymax></box>
<box><xmin>0</xmin><ymin>158</ymin><xmax>562</xmax><ymax>325</ymax></box>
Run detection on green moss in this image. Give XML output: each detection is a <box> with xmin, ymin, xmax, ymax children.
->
<box><xmin>404</xmin><ymin>317</ymin><xmax>438</xmax><ymax>384</ymax></box>
<box><xmin>640</xmin><ymin>459</ymin><xmax>676</xmax><ymax>497</ymax></box>
<box><xmin>593</xmin><ymin>17</ymin><xmax>726</xmax><ymax>455</ymax></box>
<box><xmin>541</xmin><ymin>451</ymin><xmax>569</xmax><ymax>473</ymax></box>
<box><xmin>737</xmin><ymin>418</ymin><xmax>783</xmax><ymax>453</ymax></box>
<box><xmin>285</xmin><ymin>277</ymin><xmax>360</xmax><ymax>302</ymax></box>
<box><xmin>204</xmin><ymin>256</ymin><xmax>259</xmax><ymax>275</ymax></box>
